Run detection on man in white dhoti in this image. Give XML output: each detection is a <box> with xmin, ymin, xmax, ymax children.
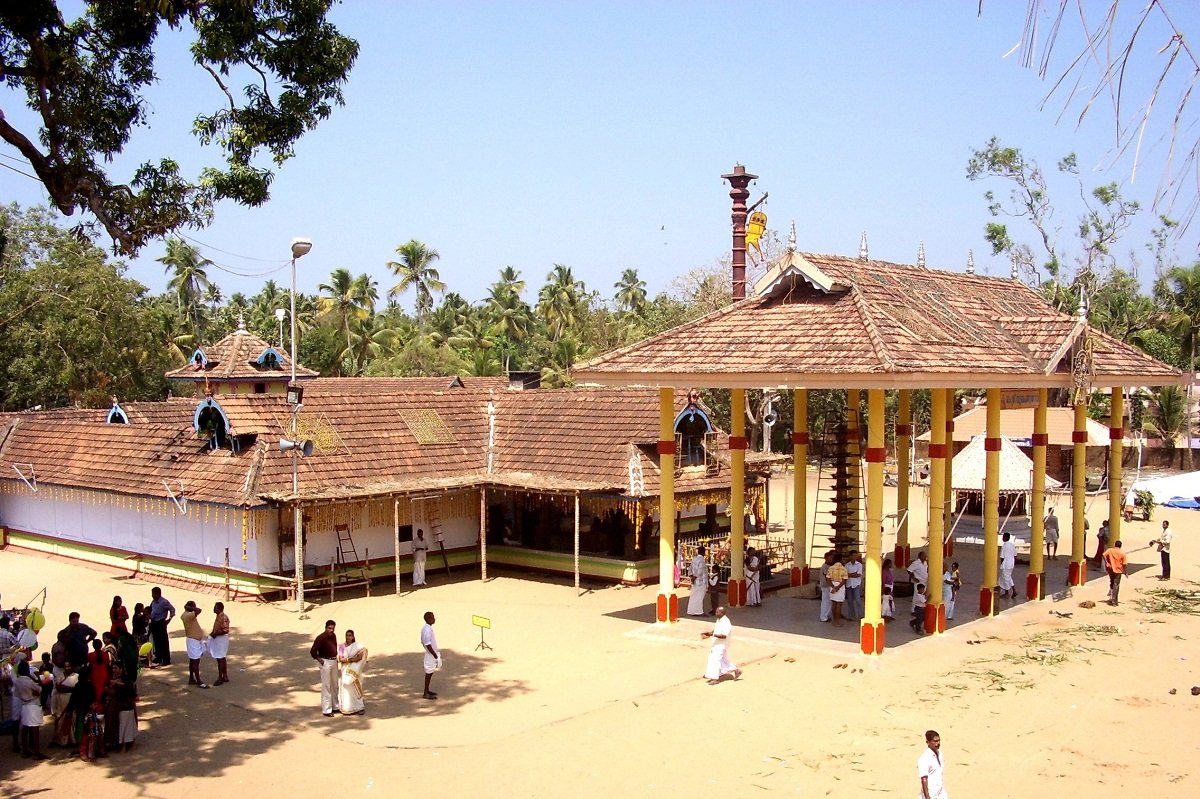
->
<box><xmin>701</xmin><ymin>607</ymin><xmax>741</xmax><ymax>684</ymax></box>
<box><xmin>208</xmin><ymin>601</ymin><xmax>230</xmax><ymax>686</ymax></box>
<box><xmin>421</xmin><ymin>611</ymin><xmax>441</xmax><ymax>699</ymax></box>
<box><xmin>412</xmin><ymin>528</ymin><xmax>429</xmax><ymax>587</ymax></box>
<box><xmin>745</xmin><ymin>547</ymin><xmax>762</xmax><ymax>607</ymax></box>
<box><xmin>687</xmin><ymin>546</ymin><xmax>710</xmax><ymax>616</ymax></box>
<box><xmin>309</xmin><ymin>619</ymin><xmax>340</xmax><ymax>716</ymax></box>
<box><xmin>917</xmin><ymin>729</ymin><xmax>949</xmax><ymax>798</ymax></box>
<box><xmin>818</xmin><ymin>550</ymin><xmax>834</xmax><ymax>622</ymax></box>
<box><xmin>180</xmin><ymin>601</ymin><xmax>208</xmax><ymax>689</ymax></box>
<box><xmin>999</xmin><ymin>532</ymin><xmax>1017</xmax><ymax>600</ymax></box>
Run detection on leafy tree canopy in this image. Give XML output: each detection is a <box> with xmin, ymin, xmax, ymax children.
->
<box><xmin>0</xmin><ymin>1</ymin><xmax>358</xmax><ymax>255</ymax></box>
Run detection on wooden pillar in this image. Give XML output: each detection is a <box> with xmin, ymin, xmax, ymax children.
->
<box><xmin>479</xmin><ymin>490</ymin><xmax>488</xmax><ymax>582</ymax></box>
<box><xmin>1068</xmin><ymin>403</ymin><xmax>1089</xmax><ymax>586</ymax></box>
<box><xmin>926</xmin><ymin>390</ymin><xmax>946</xmax><ymax>633</ymax></box>
<box><xmin>1027</xmin><ymin>390</ymin><xmax>1047</xmax><ymax>600</ymax></box>
<box><xmin>657</xmin><ymin>388</ymin><xmax>678</xmax><ymax>622</ymax></box>
<box><xmin>729</xmin><ymin>388</ymin><xmax>747</xmax><ymax>606</ymax></box>
<box><xmin>980</xmin><ymin>389</ymin><xmax>1001</xmax><ymax>616</ymax></box>
<box><xmin>791</xmin><ymin>389</ymin><xmax>810</xmax><ymax>585</ymax></box>
<box><xmin>943</xmin><ymin>389</ymin><xmax>956</xmax><ymax>559</ymax></box>
<box><xmin>895</xmin><ymin>389</ymin><xmax>912</xmax><ymax>568</ymax></box>
<box><xmin>861</xmin><ymin>389</ymin><xmax>887</xmax><ymax>655</ymax></box>
<box><xmin>394</xmin><ymin>497</ymin><xmax>402</xmax><ymax>593</ymax></box>
<box><xmin>1109</xmin><ymin>387</ymin><xmax>1124</xmax><ymax>550</ymax></box>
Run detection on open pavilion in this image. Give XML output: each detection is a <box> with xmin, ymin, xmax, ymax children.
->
<box><xmin>573</xmin><ymin>165</ymin><xmax>1185</xmax><ymax>654</ymax></box>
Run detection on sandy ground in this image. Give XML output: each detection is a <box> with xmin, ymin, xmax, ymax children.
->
<box><xmin>3</xmin><ymin>477</ymin><xmax>1198</xmax><ymax>797</ymax></box>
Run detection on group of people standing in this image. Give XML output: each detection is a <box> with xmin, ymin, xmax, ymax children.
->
<box><xmin>308</xmin><ymin>610</ymin><xmax>442</xmax><ymax>717</ymax></box>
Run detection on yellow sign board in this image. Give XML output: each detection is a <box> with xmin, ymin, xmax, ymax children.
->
<box><xmin>999</xmin><ymin>389</ymin><xmax>1041</xmax><ymax>410</ymax></box>
<box><xmin>471</xmin><ymin>615</ymin><xmax>491</xmax><ymax>630</ymax></box>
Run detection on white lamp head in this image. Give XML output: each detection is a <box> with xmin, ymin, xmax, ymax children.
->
<box><xmin>291</xmin><ymin>238</ymin><xmax>313</xmax><ymax>259</ymax></box>
<box><xmin>274</xmin><ymin>308</ymin><xmax>287</xmax><ymax>322</ymax></box>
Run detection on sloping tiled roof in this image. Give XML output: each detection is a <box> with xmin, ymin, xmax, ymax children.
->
<box><xmin>917</xmin><ymin>405</ymin><xmax>1112</xmax><ymax>447</ymax></box>
<box><xmin>308</xmin><ymin>376</ymin><xmax>509</xmax><ymax>393</ymax></box>
<box><xmin>0</xmin><ymin>385</ymin><xmax>760</xmax><ymax>506</ymax></box>
<box><xmin>950</xmin><ymin>434</ymin><xmax>1063</xmax><ymax>493</ymax></box>
<box><xmin>574</xmin><ymin>253</ymin><xmax>1182</xmax><ymax>389</ymax></box>
<box><xmin>164</xmin><ymin>328</ymin><xmax>318</xmax><ymax>382</ymax></box>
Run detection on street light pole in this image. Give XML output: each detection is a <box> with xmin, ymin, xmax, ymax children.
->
<box><xmin>289</xmin><ymin>238</ymin><xmax>312</xmax><ymax>617</ymax></box>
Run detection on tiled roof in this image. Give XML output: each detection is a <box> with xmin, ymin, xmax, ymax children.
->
<box><xmin>164</xmin><ymin>328</ymin><xmax>318</xmax><ymax>382</ymax></box>
<box><xmin>917</xmin><ymin>405</ymin><xmax>1112</xmax><ymax>447</ymax></box>
<box><xmin>0</xmin><ymin>385</ymin><xmax>760</xmax><ymax>506</ymax></box>
<box><xmin>574</xmin><ymin>253</ymin><xmax>1182</xmax><ymax>389</ymax></box>
<box><xmin>308</xmin><ymin>376</ymin><xmax>509</xmax><ymax>393</ymax></box>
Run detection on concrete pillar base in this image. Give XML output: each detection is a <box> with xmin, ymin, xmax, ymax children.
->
<box><xmin>656</xmin><ymin>593</ymin><xmax>679</xmax><ymax>623</ymax></box>
<box><xmin>790</xmin><ymin>565</ymin><xmax>810</xmax><ymax>586</ymax></box>
<box><xmin>979</xmin><ymin>586</ymin><xmax>997</xmax><ymax>617</ymax></box>
<box><xmin>1026</xmin><ymin>572</ymin><xmax>1043</xmax><ymax>601</ymax></box>
<box><xmin>859</xmin><ymin>620</ymin><xmax>886</xmax><ymax>655</ymax></box>
<box><xmin>943</xmin><ymin>538</ymin><xmax>954</xmax><ymax>558</ymax></box>
<box><xmin>923</xmin><ymin>602</ymin><xmax>944</xmax><ymax>634</ymax></box>
<box><xmin>727</xmin><ymin>578</ymin><xmax>746</xmax><ymax>607</ymax></box>
<box><xmin>893</xmin><ymin>543</ymin><xmax>910</xmax><ymax>569</ymax></box>
<box><xmin>1068</xmin><ymin>560</ymin><xmax>1087</xmax><ymax>587</ymax></box>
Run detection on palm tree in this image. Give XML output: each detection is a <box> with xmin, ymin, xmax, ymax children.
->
<box><xmin>387</xmin><ymin>240</ymin><xmax>445</xmax><ymax>324</ymax></box>
<box><xmin>345</xmin><ymin>314</ymin><xmax>398</xmax><ymax>375</ymax></box>
<box><xmin>317</xmin><ymin>269</ymin><xmax>376</xmax><ymax>372</ymax></box>
<box><xmin>145</xmin><ymin>300</ymin><xmax>195</xmax><ymax>367</ymax></box>
<box><xmin>537</xmin><ymin>264</ymin><xmax>583</xmax><ymax>342</ymax></box>
<box><xmin>157</xmin><ymin>238</ymin><xmax>213</xmax><ymax>339</ymax></box>
<box><xmin>1158</xmin><ymin>263</ymin><xmax>1200</xmax><ymax>467</ymax></box>
<box><xmin>614</xmin><ymin>268</ymin><xmax>647</xmax><ymax>317</ymax></box>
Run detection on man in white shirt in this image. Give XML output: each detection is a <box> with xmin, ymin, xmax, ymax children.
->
<box><xmin>701</xmin><ymin>606</ymin><xmax>741</xmax><ymax>685</ymax></box>
<box><xmin>907</xmin><ymin>551</ymin><xmax>929</xmax><ymax>611</ymax></box>
<box><xmin>917</xmin><ymin>729</ymin><xmax>948</xmax><ymax>798</ymax></box>
<box><xmin>999</xmin><ymin>532</ymin><xmax>1017</xmax><ymax>600</ymax></box>
<box><xmin>420</xmin><ymin>611</ymin><xmax>441</xmax><ymax>700</ymax></box>
<box><xmin>845</xmin><ymin>551</ymin><xmax>864</xmax><ymax>620</ymax></box>
<box><xmin>1155</xmin><ymin>520</ymin><xmax>1173</xmax><ymax>580</ymax></box>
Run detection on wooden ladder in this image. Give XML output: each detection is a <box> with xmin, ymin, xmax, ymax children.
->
<box><xmin>334</xmin><ymin>524</ymin><xmax>370</xmax><ymax>586</ymax></box>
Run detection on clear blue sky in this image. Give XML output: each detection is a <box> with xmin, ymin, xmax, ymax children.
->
<box><xmin>3</xmin><ymin>1</ymin><xmax>1198</xmax><ymax>308</ymax></box>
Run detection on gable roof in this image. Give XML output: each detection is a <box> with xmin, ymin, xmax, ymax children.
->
<box><xmin>574</xmin><ymin>253</ymin><xmax>1182</xmax><ymax>390</ymax></box>
<box><xmin>164</xmin><ymin>327</ymin><xmax>318</xmax><ymax>382</ymax></box>
<box><xmin>917</xmin><ymin>405</ymin><xmax>1113</xmax><ymax>447</ymax></box>
<box><xmin>0</xmin><ymin>384</ymin><xmax>761</xmax><ymax>507</ymax></box>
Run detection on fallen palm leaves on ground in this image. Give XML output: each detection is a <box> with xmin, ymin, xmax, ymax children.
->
<box><xmin>1134</xmin><ymin>581</ymin><xmax>1200</xmax><ymax>615</ymax></box>
<box><xmin>950</xmin><ymin>624</ymin><xmax>1119</xmax><ymax>692</ymax></box>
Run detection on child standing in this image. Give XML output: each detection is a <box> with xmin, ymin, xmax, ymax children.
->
<box><xmin>881</xmin><ymin>585</ymin><xmax>896</xmax><ymax>622</ymax></box>
<box><xmin>910</xmin><ymin>584</ymin><xmax>928</xmax><ymax>633</ymax></box>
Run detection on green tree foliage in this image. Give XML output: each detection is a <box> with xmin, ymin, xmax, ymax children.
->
<box><xmin>157</xmin><ymin>237</ymin><xmax>213</xmax><ymax>340</ymax></box>
<box><xmin>0</xmin><ymin>1</ymin><xmax>358</xmax><ymax>254</ymax></box>
<box><xmin>387</xmin><ymin>240</ymin><xmax>445</xmax><ymax>323</ymax></box>
<box><xmin>0</xmin><ymin>204</ymin><xmax>170</xmax><ymax>409</ymax></box>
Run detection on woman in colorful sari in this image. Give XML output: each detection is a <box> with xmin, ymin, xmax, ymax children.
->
<box><xmin>337</xmin><ymin>629</ymin><xmax>367</xmax><ymax>715</ymax></box>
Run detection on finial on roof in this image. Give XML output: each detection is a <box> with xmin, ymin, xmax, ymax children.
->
<box><xmin>1078</xmin><ymin>285</ymin><xmax>1088</xmax><ymax>319</ymax></box>
<box><xmin>858</xmin><ymin>232</ymin><xmax>869</xmax><ymax>261</ymax></box>
<box><xmin>917</xmin><ymin>241</ymin><xmax>926</xmax><ymax>269</ymax></box>
<box><xmin>787</xmin><ymin>221</ymin><xmax>797</xmax><ymax>252</ymax></box>
<box><xmin>966</xmin><ymin>250</ymin><xmax>975</xmax><ymax>274</ymax></box>
<box><xmin>236</xmin><ymin>311</ymin><xmax>247</xmax><ymax>333</ymax></box>
<box><xmin>1010</xmin><ymin>252</ymin><xmax>1019</xmax><ymax>280</ymax></box>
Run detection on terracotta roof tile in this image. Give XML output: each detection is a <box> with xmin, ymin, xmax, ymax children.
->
<box><xmin>164</xmin><ymin>328</ymin><xmax>318</xmax><ymax>382</ymax></box>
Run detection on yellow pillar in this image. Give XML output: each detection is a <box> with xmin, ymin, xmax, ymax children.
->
<box><xmin>981</xmin><ymin>389</ymin><xmax>1001</xmax><ymax>616</ymax></box>
<box><xmin>861</xmin><ymin>389</ymin><xmax>887</xmax><ymax>655</ymax></box>
<box><xmin>1028</xmin><ymin>389</ymin><xmax>1048</xmax><ymax>600</ymax></box>
<box><xmin>1109</xmin><ymin>387</ymin><xmax>1124</xmax><ymax>551</ymax></box>
<box><xmin>729</xmin><ymin>387</ymin><xmax>747</xmax><ymax>606</ymax></box>
<box><xmin>926</xmin><ymin>390</ymin><xmax>946</xmax><ymax>633</ymax></box>
<box><xmin>846</xmin><ymin>389</ymin><xmax>862</xmax><ymax>541</ymax></box>
<box><xmin>1069</xmin><ymin>402</ymin><xmax>1088</xmax><ymax>586</ymax></box>
<box><xmin>943</xmin><ymin>389</ymin><xmax>956</xmax><ymax>559</ymax></box>
<box><xmin>895</xmin><ymin>389</ymin><xmax>911</xmax><ymax>568</ymax></box>
<box><xmin>656</xmin><ymin>388</ymin><xmax>677</xmax><ymax>623</ymax></box>
<box><xmin>792</xmin><ymin>389</ymin><xmax>810</xmax><ymax>585</ymax></box>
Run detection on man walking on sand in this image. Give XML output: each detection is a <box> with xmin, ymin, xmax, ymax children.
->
<box><xmin>999</xmin><ymin>532</ymin><xmax>1017</xmax><ymax>600</ymax></box>
<box><xmin>309</xmin><ymin>619</ymin><xmax>339</xmax><ymax>716</ymax></box>
<box><xmin>1044</xmin><ymin>507</ymin><xmax>1060</xmax><ymax>560</ymax></box>
<box><xmin>701</xmin><ymin>606</ymin><xmax>741</xmax><ymax>685</ymax></box>
<box><xmin>1153</xmin><ymin>520</ymin><xmax>1173</xmax><ymax>580</ymax></box>
<box><xmin>421</xmin><ymin>611</ymin><xmax>441</xmax><ymax>699</ymax></box>
<box><xmin>1102</xmin><ymin>539</ymin><xmax>1127</xmax><ymax>606</ymax></box>
<box><xmin>917</xmin><ymin>729</ymin><xmax>948</xmax><ymax>799</ymax></box>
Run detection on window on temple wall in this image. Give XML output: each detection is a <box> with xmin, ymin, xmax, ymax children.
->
<box><xmin>254</xmin><ymin>383</ymin><xmax>267</xmax><ymax>394</ymax></box>
<box><xmin>674</xmin><ymin>391</ymin><xmax>714</xmax><ymax>468</ymax></box>
<box><xmin>193</xmin><ymin>397</ymin><xmax>232</xmax><ymax>449</ymax></box>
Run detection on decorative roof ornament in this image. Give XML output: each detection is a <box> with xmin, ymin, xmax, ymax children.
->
<box><xmin>1010</xmin><ymin>252</ymin><xmax>1019</xmax><ymax>280</ymax></box>
<box><xmin>787</xmin><ymin>221</ymin><xmax>797</xmax><ymax>253</ymax></box>
<box><xmin>858</xmin><ymin>232</ymin><xmax>868</xmax><ymax>261</ymax></box>
<box><xmin>966</xmin><ymin>250</ymin><xmax>975</xmax><ymax>274</ymax></box>
<box><xmin>237</xmin><ymin>311</ymin><xmax>247</xmax><ymax>333</ymax></box>
<box><xmin>1077</xmin><ymin>284</ymin><xmax>1088</xmax><ymax>319</ymax></box>
<box><xmin>917</xmin><ymin>241</ymin><xmax>926</xmax><ymax>269</ymax></box>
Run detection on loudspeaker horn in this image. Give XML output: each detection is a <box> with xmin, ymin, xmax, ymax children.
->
<box><xmin>280</xmin><ymin>438</ymin><xmax>314</xmax><ymax>456</ymax></box>
<box><xmin>763</xmin><ymin>411</ymin><xmax>778</xmax><ymax>427</ymax></box>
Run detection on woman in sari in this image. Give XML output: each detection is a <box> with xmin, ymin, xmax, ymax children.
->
<box><xmin>337</xmin><ymin>630</ymin><xmax>367</xmax><ymax>715</ymax></box>
<box><xmin>109</xmin><ymin>596</ymin><xmax>129</xmax><ymax>636</ymax></box>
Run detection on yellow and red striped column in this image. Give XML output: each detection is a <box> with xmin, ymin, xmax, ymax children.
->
<box><xmin>894</xmin><ymin>389</ymin><xmax>911</xmax><ymax>568</ymax></box>
<box><xmin>1109</xmin><ymin>387</ymin><xmax>1124</xmax><ymax>555</ymax></box>
<box><xmin>656</xmin><ymin>387</ymin><xmax>678</xmax><ymax>623</ymax></box>
<box><xmin>861</xmin><ymin>389</ymin><xmax>887</xmax><ymax>655</ymax></box>
<box><xmin>980</xmin><ymin>389</ymin><xmax>1001</xmax><ymax>616</ymax></box>
<box><xmin>792</xmin><ymin>389</ymin><xmax>810</xmax><ymax>585</ymax></box>
<box><xmin>728</xmin><ymin>388</ymin><xmax>747</xmax><ymax>606</ymax></box>
<box><xmin>1068</xmin><ymin>403</ymin><xmax>1088</xmax><ymax>586</ymax></box>
<box><xmin>943</xmin><ymin>389</ymin><xmax>956</xmax><ymax>559</ymax></box>
<box><xmin>926</xmin><ymin>389</ymin><xmax>947</xmax><ymax>633</ymax></box>
<box><xmin>1027</xmin><ymin>389</ymin><xmax>1048</xmax><ymax>600</ymax></box>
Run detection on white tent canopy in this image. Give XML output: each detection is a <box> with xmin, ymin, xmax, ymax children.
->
<box><xmin>951</xmin><ymin>435</ymin><xmax>1063</xmax><ymax>493</ymax></box>
<box><xmin>1124</xmin><ymin>471</ymin><xmax>1200</xmax><ymax>507</ymax></box>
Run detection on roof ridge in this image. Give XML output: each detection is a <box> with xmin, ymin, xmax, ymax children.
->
<box><xmin>850</xmin><ymin>287</ymin><xmax>898</xmax><ymax>372</ymax></box>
